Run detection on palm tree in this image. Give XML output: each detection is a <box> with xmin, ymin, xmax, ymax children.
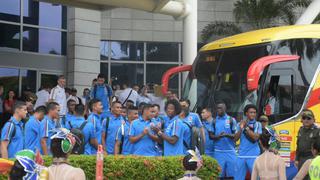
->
<box><xmin>233</xmin><ymin>0</ymin><xmax>281</xmax><ymax>29</ymax></box>
<box><xmin>201</xmin><ymin>0</ymin><xmax>316</xmax><ymax>42</ymax></box>
<box><xmin>201</xmin><ymin>21</ymin><xmax>242</xmax><ymax>41</ymax></box>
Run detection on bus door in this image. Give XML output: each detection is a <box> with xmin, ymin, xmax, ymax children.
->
<box><xmin>259</xmin><ymin>68</ymin><xmax>295</xmax><ymax>124</ymax></box>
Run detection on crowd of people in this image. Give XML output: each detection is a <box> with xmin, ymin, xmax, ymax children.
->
<box><xmin>0</xmin><ymin>73</ymin><xmax>320</xmax><ymax>180</ymax></box>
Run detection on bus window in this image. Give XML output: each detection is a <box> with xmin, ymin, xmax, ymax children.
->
<box><xmin>262</xmin><ymin>73</ymin><xmax>294</xmax><ymax>124</ymax></box>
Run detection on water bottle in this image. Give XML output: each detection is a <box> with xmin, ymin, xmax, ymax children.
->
<box><xmin>96</xmin><ymin>145</ymin><xmax>104</xmax><ymax>180</ymax></box>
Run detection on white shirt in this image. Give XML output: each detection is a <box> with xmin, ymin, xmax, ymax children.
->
<box><xmin>137</xmin><ymin>95</ymin><xmax>152</xmax><ymax>105</ymax></box>
<box><xmin>34</xmin><ymin>89</ymin><xmax>50</xmax><ymax>109</ymax></box>
<box><xmin>149</xmin><ymin>93</ymin><xmax>166</xmax><ymax>115</ymax></box>
<box><xmin>118</xmin><ymin>88</ymin><xmax>138</xmax><ymax>105</ymax></box>
<box><xmin>50</xmin><ymin>85</ymin><xmax>67</xmax><ymax>116</ymax></box>
<box><xmin>67</xmin><ymin>95</ymin><xmax>80</xmax><ymax>105</ymax></box>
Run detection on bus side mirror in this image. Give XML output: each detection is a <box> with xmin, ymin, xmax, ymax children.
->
<box><xmin>161</xmin><ymin>65</ymin><xmax>192</xmax><ymax>95</ymax></box>
<box><xmin>247</xmin><ymin>55</ymin><xmax>300</xmax><ymax>91</ymax></box>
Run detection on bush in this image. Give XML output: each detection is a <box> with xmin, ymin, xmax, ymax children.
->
<box><xmin>0</xmin><ymin>155</ymin><xmax>220</xmax><ymax>180</ymax></box>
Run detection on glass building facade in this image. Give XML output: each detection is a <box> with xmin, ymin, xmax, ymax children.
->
<box><xmin>0</xmin><ymin>0</ymin><xmax>66</xmax><ymax>96</ymax></box>
<box><xmin>0</xmin><ymin>0</ymin><xmax>67</xmax><ymax>55</ymax></box>
<box><xmin>100</xmin><ymin>41</ymin><xmax>182</xmax><ymax>93</ymax></box>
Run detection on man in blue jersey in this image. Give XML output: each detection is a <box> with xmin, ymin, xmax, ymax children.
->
<box><xmin>66</xmin><ymin>104</ymin><xmax>98</xmax><ymax>155</ymax></box>
<box><xmin>1</xmin><ymin>101</ymin><xmax>27</xmax><ymax>158</ymax></box>
<box><xmin>129</xmin><ymin>104</ymin><xmax>160</xmax><ymax>156</ymax></box>
<box><xmin>114</xmin><ymin>106</ymin><xmax>139</xmax><ymax>155</ymax></box>
<box><xmin>64</xmin><ymin>99</ymin><xmax>76</xmax><ymax>126</ymax></box>
<box><xmin>24</xmin><ymin>106</ymin><xmax>47</xmax><ymax>152</ymax></box>
<box><xmin>87</xmin><ymin>98</ymin><xmax>103</xmax><ymax>154</ymax></box>
<box><xmin>208</xmin><ymin>102</ymin><xmax>237</xmax><ymax>178</ymax></box>
<box><xmin>90</xmin><ymin>74</ymin><xmax>112</xmax><ymax>117</ymax></box>
<box><xmin>153</xmin><ymin>99</ymin><xmax>185</xmax><ymax>156</ymax></box>
<box><xmin>151</xmin><ymin>104</ymin><xmax>164</xmax><ymax>126</ymax></box>
<box><xmin>40</xmin><ymin>102</ymin><xmax>62</xmax><ymax>155</ymax></box>
<box><xmin>200</xmin><ymin>107</ymin><xmax>214</xmax><ymax>158</ymax></box>
<box><xmin>101</xmin><ymin>101</ymin><xmax>124</xmax><ymax>154</ymax></box>
<box><xmin>234</xmin><ymin>104</ymin><xmax>262</xmax><ymax>180</ymax></box>
<box><xmin>179</xmin><ymin>99</ymin><xmax>205</xmax><ymax>150</ymax></box>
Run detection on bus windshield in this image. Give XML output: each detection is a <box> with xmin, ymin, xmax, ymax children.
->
<box><xmin>183</xmin><ymin>43</ymin><xmax>272</xmax><ymax>118</ymax></box>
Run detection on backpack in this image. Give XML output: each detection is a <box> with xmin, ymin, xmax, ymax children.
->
<box><xmin>119</xmin><ymin>122</ymin><xmax>125</xmax><ymax>154</ymax></box>
<box><xmin>182</xmin><ymin>121</ymin><xmax>205</xmax><ymax>155</ymax></box>
<box><xmin>68</xmin><ymin>121</ymin><xmax>88</xmax><ymax>154</ymax></box>
<box><xmin>7</xmin><ymin>120</ymin><xmax>16</xmax><ymax>145</ymax></box>
<box><xmin>93</xmin><ymin>84</ymin><xmax>112</xmax><ymax>99</ymax></box>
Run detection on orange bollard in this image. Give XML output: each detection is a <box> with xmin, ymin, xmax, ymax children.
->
<box><xmin>96</xmin><ymin>145</ymin><xmax>104</xmax><ymax>180</ymax></box>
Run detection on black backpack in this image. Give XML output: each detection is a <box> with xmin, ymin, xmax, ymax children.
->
<box><xmin>7</xmin><ymin>120</ymin><xmax>16</xmax><ymax>145</ymax></box>
<box><xmin>182</xmin><ymin>121</ymin><xmax>205</xmax><ymax>155</ymax></box>
<box><xmin>68</xmin><ymin>121</ymin><xmax>88</xmax><ymax>154</ymax></box>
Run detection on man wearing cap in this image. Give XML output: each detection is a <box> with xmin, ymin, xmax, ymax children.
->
<box><xmin>259</xmin><ymin>115</ymin><xmax>280</xmax><ymax>153</ymax></box>
<box><xmin>295</xmin><ymin>109</ymin><xmax>319</xmax><ymax>179</ymax></box>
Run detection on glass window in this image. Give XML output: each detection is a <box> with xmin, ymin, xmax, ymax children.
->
<box><xmin>100</xmin><ymin>63</ymin><xmax>109</xmax><ymax>80</ymax></box>
<box><xmin>0</xmin><ymin>67</ymin><xmax>19</xmax><ymax>96</ymax></box>
<box><xmin>100</xmin><ymin>41</ymin><xmax>110</xmax><ymax>60</ymax></box>
<box><xmin>146</xmin><ymin>42</ymin><xmax>179</xmax><ymax>62</ymax></box>
<box><xmin>0</xmin><ymin>23</ymin><xmax>20</xmax><ymax>50</ymax></box>
<box><xmin>110</xmin><ymin>41</ymin><xmax>144</xmax><ymax>61</ymax></box>
<box><xmin>23</xmin><ymin>0</ymin><xmax>67</xmax><ymax>29</ymax></box>
<box><xmin>262</xmin><ymin>73</ymin><xmax>294</xmax><ymax>124</ymax></box>
<box><xmin>110</xmin><ymin>63</ymin><xmax>144</xmax><ymax>87</ymax></box>
<box><xmin>22</xmin><ymin>27</ymin><xmax>66</xmax><ymax>55</ymax></box>
<box><xmin>146</xmin><ymin>64</ymin><xmax>179</xmax><ymax>93</ymax></box>
<box><xmin>0</xmin><ymin>0</ymin><xmax>20</xmax><ymax>22</ymax></box>
<box><xmin>21</xmin><ymin>70</ymin><xmax>37</xmax><ymax>93</ymax></box>
<box><xmin>40</xmin><ymin>74</ymin><xmax>59</xmax><ymax>89</ymax></box>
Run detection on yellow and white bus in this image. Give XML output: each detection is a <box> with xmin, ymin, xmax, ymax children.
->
<box><xmin>163</xmin><ymin>24</ymin><xmax>320</xmax><ymax>177</ymax></box>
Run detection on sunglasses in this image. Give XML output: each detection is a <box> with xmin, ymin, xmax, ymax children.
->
<box><xmin>302</xmin><ymin>116</ymin><xmax>312</xmax><ymax>120</ymax></box>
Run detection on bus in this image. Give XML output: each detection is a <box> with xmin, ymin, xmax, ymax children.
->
<box><xmin>162</xmin><ymin>24</ymin><xmax>320</xmax><ymax>177</ymax></box>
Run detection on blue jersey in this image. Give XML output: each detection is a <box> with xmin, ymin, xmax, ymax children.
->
<box><xmin>87</xmin><ymin>113</ymin><xmax>102</xmax><ymax>154</ymax></box>
<box><xmin>91</xmin><ymin>84</ymin><xmax>112</xmax><ymax>112</ymax></box>
<box><xmin>211</xmin><ymin>114</ymin><xmax>237</xmax><ymax>151</ymax></box>
<box><xmin>66</xmin><ymin>116</ymin><xmax>97</xmax><ymax>155</ymax></box>
<box><xmin>153</xmin><ymin>116</ymin><xmax>165</xmax><ymax>128</ymax></box>
<box><xmin>102</xmin><ymin>114</ymin><xmax>124</xmax><ymax>154</ymax></box>
<box><xmin>129</xmin><ymin>117</ymin><xmax>158</xmax><ymax>156</ymax></box>
<box><xmin>236</xmin><ymin>120</ymin><xmax>262</xmax><ymax>157</ymax></box>
<box><xmin>163</xmin><ymin>115</ymin><xmax>179</xmax><ymax>130</ymax></box>
<box><xmin>164</xmin><ymin>118</ymin><xmax>185</xmax><ymax>156</ymax></box>
<box><xmin>181</xmin><ymin>112</ymin><xmax>203</xmax><ymax>128</ymax></box>
<box><xmin>1</xmin><ymin>117</ymin><xmax>24</xmax><ymax>158</ymax></box>
<box><xmin>202</xmin><ymin>120</ymin><xmax>215</xmax><ymax>155</ymax></box>
<box><xmin>64</xmin><ymin>113</ymin><xmax>75</xmax><ymax>126</ymax></box>
<box><xmin>24</xmin><ymin>116</ymin><xmax>41</xmax><ymax>152</ymax></box>
<box><xmin>115</xmin><ymin>121</ymin><xmax>132</xmax><ymax>155</ymax></box>
<box><xmin>40</xmin><ymin>116</ymin><xmax>61</xmax><ymax>154</ymax></box>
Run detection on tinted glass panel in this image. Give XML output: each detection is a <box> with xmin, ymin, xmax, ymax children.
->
<box><xmin>40</xmin><ymin>74</ymin><xmax>58</xmax><ymax>89</ymax></box>
<box><xmin>0</xmin><ymin>0</ymin><xmax>20</xmax><ymax>22</ymax></box>
<box><xmin>146</xmin><ymin>64</ymin><xmax>179</xmax><ymax>93</ymax></box>
<box><xmin>146</xmin><ymin>42</ymin><xmax>179</xmax><ymax>62</ymax></box>
<box><xmin>100</xmin><ymin>63</ymin><xmax>109</xmax><ymax>80</ymax></box>
<box><xmin>111</xmin><ymin>41</ymin><xmax>144</xmax><ymax>61</ymax></box>
<box><xmin>0</xmin><ymin>23</ymin><xmax>20</xmax><ymax>50</ymax></box>
<box><xmin>21</xmin><ymin>70</ymin><xmax>37</xmax><ymax>93</ymax></box>
<box><xmin>111</xmin><ymin>63</ymin><xmax>144</xmax><ymax>87</ymax></box>
<box><xmin>23</xmin><ymin>27</ymin><xmax>66</xmax><ymax>55</ymax></box>
<box><xmin>23</xmin><ymin>0</ymin><xmax>67</xmax><ymax>29</ymax></box>
<box><xmin>0</xmin><ymin>67</ymin><xmax>19</xmax><ymax>95</ymax></box>
<box><xmin>100</xmin><ymin>41</ymin><xmax>109</xmax><ymax>60</ymax></box>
